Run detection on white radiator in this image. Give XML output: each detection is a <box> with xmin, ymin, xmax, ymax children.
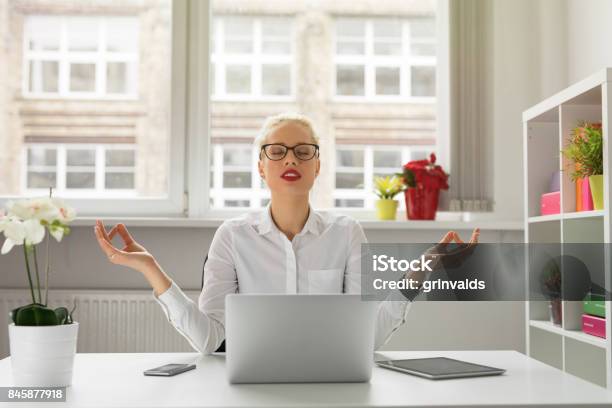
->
<box><xmin>0</xmin><ymin>289</ymin><xmax>201</xmax><ymax>359</ymax></box>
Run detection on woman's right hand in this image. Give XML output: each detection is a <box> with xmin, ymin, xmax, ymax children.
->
<box><xmin>94</xmin><ymin>220</ymin><xmax>157</xmax><ymax>274</ymax></box>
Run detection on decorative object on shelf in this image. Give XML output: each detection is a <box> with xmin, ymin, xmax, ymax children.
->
<box><xmin>1</xmin><ymin>189</ymin><xmax>78</xmax><ymax>387</ymax></box>
<box><xmin>398</xmin><ymin>153</ymin><xmax>449</xmax><ymax>220</ymax></box>
<box><xmin>583</xmin><ymin>292</ymin><xmax>606</xmax><ymax>318</ymax></box>
<box><xmin>540</xmin><ymin>191</ymin><xmax>560</xmax><ymax>215</ymax></box>
<box><xmin>373</xmin><ymin>175</ymin><xmax>404</xmax><ymax>220</ymax></box>
<box><xmin>582</xmin><ymin>314</ymin><xmax>606</xmax><ymax>338</ymax></box>
<box><xmin>540</xmin><ymin>257</ymin><xmax>562</xmax><ymax>326</ymax></box>
<box><xmin>562</xmin><ymin>122</ymin><xmax>603</xmax><ymax>210</ymax></box>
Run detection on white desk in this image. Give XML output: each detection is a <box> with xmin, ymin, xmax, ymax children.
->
<box><xmin>1</xmin><ymin>350</ymin><xmax>612</xmax><ymax>407</ymax></box>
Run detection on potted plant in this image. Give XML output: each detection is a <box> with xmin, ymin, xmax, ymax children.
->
<box><xmin>1</xmin><ymin>190</ymin><xmax>78</xmax><ymax>386</ymax></box>
<box><xmin>373</xmin><ymin>175</ymin><xmax>404</xmax><ymax>220</ymax></box>
<box><xmin>397</xmin><ymin>153</ymin><xmax>449</xmax><ymax>220</ymax></box>
<box><xmin>562</xmin><ymin>122</ymin><xmax>603</xmax><ymax>210</ymax></box>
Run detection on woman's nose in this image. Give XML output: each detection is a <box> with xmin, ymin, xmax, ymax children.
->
<box><xmin>284</xmin><ymin>149</ymin><xmax>299</xmax><ymax>165</ymax></box>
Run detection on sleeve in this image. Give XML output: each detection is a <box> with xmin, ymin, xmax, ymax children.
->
<box><xmin>152</xmin><ymin>222</ymin><xmax>237</xmax><ymax>354</ymax></box>
<box><xmin>342</xmin><ymin>219</ymin><xmax>412</xmax><ymax>350</ymax></box>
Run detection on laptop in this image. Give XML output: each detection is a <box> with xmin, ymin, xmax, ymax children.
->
<box><xmin>225</xmin><ymin>294</ymin><xmax>378</xmax><ymax>383</ymax></box>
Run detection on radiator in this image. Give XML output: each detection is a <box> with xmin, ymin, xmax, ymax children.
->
<box><xmin>0</xmin><ymin>289</ymin><xmax>201</xmax><ymax>359</ymax></box>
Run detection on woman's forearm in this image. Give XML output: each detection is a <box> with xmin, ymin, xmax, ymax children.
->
<box><xmin>141</xmin><ymin>260</ymin><xmax>172</xmax><ymax>297</ymax></box>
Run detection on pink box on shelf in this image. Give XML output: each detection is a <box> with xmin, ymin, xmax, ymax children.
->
<box><xmin>540</xmin><ymin>191</ymin><xmax>560</xmax><ymax>215</ymax></box>
<box><xmin>582</xmin><ymin>314</ymin><xmax>606</xmax><ymax>338</ymax></box>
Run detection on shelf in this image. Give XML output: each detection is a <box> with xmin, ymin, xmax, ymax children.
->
<box><xmin>564</xmin><ymin>329</ymin><xmax>608</xmax><ymax>349</ymax></box>
<box><xmin>530</xmin><ymin>320</ymin><xmax>607</xmax><ymax>349</ymax></box>
<box><xmin>529</xmin><ymin>319</ymin><xmax>564</xmax><ymax>336</ymax></box>
<box><xmin>527</xmin><ymin>210</ymin><xmax>605</xmax><ymax>224</ymax></box>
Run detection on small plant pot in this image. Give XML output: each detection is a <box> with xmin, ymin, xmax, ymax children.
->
<box><xmin>549</xmin><ymin>299</ymin><xmax>562</xmax><ymax>326</ymax></box>
<box><xmin>9</xmin><ymin>322</ymin><xmax>79</xmax><ymax>387</ymax></box>
<box><xmin>589</xmin><ymin>174</ymin><xmax>604</xmax><ymax>210</ymax></box>
<box><xmin>375</xmin><ymin>199</ymin><xmax>398</xmax><ymax>220</ymax></box>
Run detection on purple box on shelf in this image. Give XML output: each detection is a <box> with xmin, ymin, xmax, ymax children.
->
<box><xmin>582</xmin><ymin>314</ymin><xmax>606</xmax><ymax>338</ymax></box>
<box><xmin>540</xmin><ymin>191</ymin><xmax>560</xmax><ymax>215</ymax></box>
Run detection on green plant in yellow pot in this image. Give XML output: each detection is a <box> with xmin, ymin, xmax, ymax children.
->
<box><xmin>562</xmin><ymin>122</ymin><xmax>603</xmax><ymax>210</ymax></box>
<box><xmin>373</xmin><ymin>175</ymin><xmax>404</xmax><ymax>220</ymax></box>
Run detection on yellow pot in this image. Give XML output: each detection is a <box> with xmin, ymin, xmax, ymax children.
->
<box><xmin>589</xmin><ymin>174</ymin><xmax>604</xmax><ymax>210</ymax></box>
<box><xmin>375</xmin><ymin>199</ymin><xmax>398</xmax><ymax>220</ymax></box>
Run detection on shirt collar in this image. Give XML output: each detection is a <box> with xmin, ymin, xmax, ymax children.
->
<box><xmin>256</xmin><ymin>202</ymin><xmax>320</xmax><ymax>237</ymax></box>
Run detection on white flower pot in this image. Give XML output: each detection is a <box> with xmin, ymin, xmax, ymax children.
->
<box><xmin>8</xmin><ymin>322</ymin><xmax>78</xmax><ymax>387</ymax></box>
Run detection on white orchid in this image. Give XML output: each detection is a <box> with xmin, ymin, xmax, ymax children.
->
<box><xmin>1</xmin><ymin>196</ymin><xmax>76</xmax><ymax>253</ymax></box>
<box><xmin>7</xmin><ymin>198</ymin><xmax>60</xmax><ymax>223</ymax></box>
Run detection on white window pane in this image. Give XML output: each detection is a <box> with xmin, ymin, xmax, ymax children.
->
<box><xmin>411</xmin><ymin>18</ymin><xmax>435</xmax><ymax>38</ymax></box>
<box><xmin>27</xmin><ymin>17</ymin><xmax>60</xmax><ymax>51</ymax></box>
<box><xmin>28</xmin><ymin>147</ymin><xmax>57</xmax><ymax>166</ymax></box>
<box><xmin>29</xmin><ymin>61</ymin><xmax>58</xmax><ymax>93</ymax></box>
<box><xmin>411</xmin><ymin>66</ymin><xmax>435</xmax><ymax>97</ymax></box>
<box><xmin>67</xmin><ymin>149</ymin><xmax>95</xmax><ymax>166</ymax></box>
<box><xmin>262</xmin><ymin>40</ymin><xmax>291</xmax><ymax>54</ymax></box>
<box><xmin>262</xmin><ymin>64</ymin><xmax>290</xmax><ymax>95</ymax></box>
<box><xmin>105</xmin><ymin>172</ymin><xmax>135</xmax><ymax>189</ymax></box>
<box><xmin>67</xmin><ymin>17</ymin><xmax>99</xmax><ymax>52</ymax></box>
<box><xmin>336</xmin><ymin>18</ymin><xmax>365</xmax><ymax>36</ymax></box>
<box><xmin>223</xmin><ymin>147</ymin><xmax>251</xmax><ymax>165</ymax></box>
<box><xmin>106</xmin><ymin>17</ymin><xmax>139</xmax><ymax>53</ymax></box>
<box><xmin>224</xmin><ymin>17</ymin><xmax>253</xmax><ymax>53</ymax></box>
<box><xmin>107</xmin><ymin>62</ymin><xmax>128</xmax><ymax>94</ymax></box>
<box><xmin>70</xmin><ymin>63</ymin><xmax>96</xmax><ymax>92</ymax></box>
<box><xmin>106</xmin><ymin>149</ymin><xmax>135</xmax><ymax>166</ymax></box>
<box><xmin>337</xmin><ymin>40</ymin><xmax>365</xmax><ymax>55</ymax></box>
<box><xmin>223</xmin><ymin>172</ymin><xmax>251</xmax><ymax>188</ymax></box>
<box><xmin>336</xmin><ymin>173</ymin><xmax>364</xmax><ymax>189</ymax></box>
<box><xmin>373</xmin><ymin>19</ymin><xmax>402</xmax><ymax>38</ymax></box>
<box><xmin>28</xmin><ymin>172</ymin><xmax>56</xmax><ymax>188</ymax></box>
<box><xmin>262</xmin><ymin>17</ymin><xmax>291</xmax><ymax>37</ymax></box>
<box><xmin>336</xmin><ymin>65</ymin><xmax>364</xmax><ymax>96</ymax></box>
<box><xmin>224</xmin><ymin>199</ymin><xmax>250</xmax><ymax>207</ymax></box>
<box><xmin>376</xmin><ymin>66</ymin><xmax>400</xmax><ymax>95</ymax></box>
<box><xmin>410</xmin><ymin>150</ymin><xmax>430</xmax><ymax>161</ymax></box>
<box><xmin>412</xmin><ymin>42</ymin><xmax>436</xmax><ymax>56</ymax></box>
<box><xmin>335</xmin><ymin>198</ymin><xmax>364</xmax><ymax>208</ymax></box>
<box><xmin>67</xmin><ymin>172</ymin><xmax>95</xmax><ymax>189</ymax></box>
<box><xmin>374</xmin><ymin>41</ymin><xmax>401</xmax><ymax>55</ymax></box>
<box><xmin>374</xmin><ymin>150</ymin><xmax>401</xmax><ymax>167</ymax></box>
<box><xmin>226</xmin><ymin>65</ymin><xmax>251</xmax><ymax>94</ymax></box>
<box><xmin>337</xmin><ymin>150</ymin><xmax>363</xmax><ymax>167</ymax></box>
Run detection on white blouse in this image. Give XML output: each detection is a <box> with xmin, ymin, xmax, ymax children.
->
<box><xmin>153</xmin><ymin>203</ymin><xmax>412</xmax><ymax>354</ymax></box>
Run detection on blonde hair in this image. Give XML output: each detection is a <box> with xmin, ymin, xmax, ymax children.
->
<box><xmin>255</xmin><ymin>112</ymin><xmax>320</xmax><ymax>150</ymax></box>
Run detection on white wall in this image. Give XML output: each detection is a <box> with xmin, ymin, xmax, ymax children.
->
<box><xmin>567</xmin><ymin>0</ymin><xmax>612</xmax><ymax>83</ymax></box>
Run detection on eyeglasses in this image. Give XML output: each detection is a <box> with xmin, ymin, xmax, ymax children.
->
<box><xmin>260</xmin><ymin>143</ymin><xmax>320</xmax><ymax>161</ymax></box>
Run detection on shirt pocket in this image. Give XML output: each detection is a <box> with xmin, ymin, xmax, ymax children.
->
<box><xmin>308</xmin><ymin>268</ymin><xmax>343</xmax><ymax>294</ymax></box>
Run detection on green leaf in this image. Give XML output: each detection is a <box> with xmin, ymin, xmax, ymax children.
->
<box><xmin>54</xmin><ymin>307</ymin><xmax>69</xmax><ymax>325</ymax></box>
<box><xmin>14</xmin><ymin>303</ymin><xmax>59</xmax><ymax>326</ymax></box>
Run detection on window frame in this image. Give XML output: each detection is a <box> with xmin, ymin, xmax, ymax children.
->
<box><xmin>332</xmin><ymin>17</ymin><xmax>437</xmax><ymax>103</ymax></box>
<box><xmin>1</xmin><ymin>0</ymin><xmax>186</xmax><ymax>216</ymax></box>
<box><xmin>210</xmin><ymin>15</ymin><xmax>295</xmax><ymax>102</ymax></box>
<box><xmin>22</xmin><ymin>143</ymin><xmax>137</xmax><ymax>198</ymax></box>
<box><xmin>22</xmin><ymin>15</ymin><xmax>140</xmax><ymax>100</ymax></box>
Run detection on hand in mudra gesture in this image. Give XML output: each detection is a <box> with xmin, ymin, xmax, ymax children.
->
<box><xmin>94</xmin><ymin>220</ymin><xmax>156</xmax><ymax>273</ymax></box>
<box><xmin>426</xmin><ymin>228</ymin><xmax>480</xmax><ymax>271</ymax></box>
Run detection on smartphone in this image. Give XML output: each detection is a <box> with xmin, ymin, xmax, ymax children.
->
<box><xmin>143</xmin><ymin>363</ymin><xmax>196</xmax><ymax>376</ymax></box>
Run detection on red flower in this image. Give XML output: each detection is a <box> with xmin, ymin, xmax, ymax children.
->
<box><xmin>402</xmin><ymin>153</ymin><xmax>449</xmax><ymax>190</ymax></box>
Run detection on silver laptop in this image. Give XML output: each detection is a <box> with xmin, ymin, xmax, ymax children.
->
<box><xmin>225</xmin><ymin>294</ymin><xmax>377</xmax><ymax>384</ymax></box>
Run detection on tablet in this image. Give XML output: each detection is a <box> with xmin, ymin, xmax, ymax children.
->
<box><xmin>376</xmin><ymin>357</ymin><xmax>505</xmax><ymax>380</ymax></box>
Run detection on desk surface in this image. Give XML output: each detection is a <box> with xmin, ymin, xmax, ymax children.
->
<box><xmin>1</xmin><ymin>350</ymin><xmax>612</xmax><ymax>408</ymax></box>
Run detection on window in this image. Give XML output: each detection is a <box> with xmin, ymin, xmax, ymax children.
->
<box><xmin>333</xmin><ymin>145</ymin><xmax>434</xmax><ymax>208</ymax></box>
<box><xmin>334</xmin><ymin>17</ymin><xmax>436</xmax><ymax>100</ymax></box>
<box><xmin>211</xmin><ymin>16</ymin><xmax>293</xmax><ymax>100</ymax></box>
<box><xmin>24</xmin><ymin>144</ymin><xmax>136</xmax><ymax>197</ymax></box>
<box><xmin>209</xmin><ymin>143</ymin><xmax>270</xmax><ymax>208</ymax></box>
<box><xmin>24</xmin><ymin>16</ymin><xmax>139</xmax><ymax>98</ymax></box>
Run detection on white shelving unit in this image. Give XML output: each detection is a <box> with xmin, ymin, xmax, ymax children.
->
<box><xmin>523</xmin><ymin>68</ymin><xmax>612</xmax><ymax>388</ymax></box>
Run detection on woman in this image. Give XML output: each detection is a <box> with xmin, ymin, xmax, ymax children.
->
<box><xmin>94</xmin><ymin>112</ymin><xmax>479</xmax><ymax>354</ymax></box>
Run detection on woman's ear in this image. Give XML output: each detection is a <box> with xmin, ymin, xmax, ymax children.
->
<box><xmin>315</xmin><ymin>158</ymin><xmax>320</xmax><ymax>177</ymax></box>
<box><xmin>258</xmin><ymin>160</ymin><xmax>265</xmax><ymax>179</ymax></box>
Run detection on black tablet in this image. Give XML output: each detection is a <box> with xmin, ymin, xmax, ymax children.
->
<box><xmin>376</xmin><ymin>357</ymin><xmax>505</xmax><ymax>380</ymax></box>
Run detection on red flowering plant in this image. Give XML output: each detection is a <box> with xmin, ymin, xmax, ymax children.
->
<box><xmin>396</xmin><ymin>153</ymin><xmax>449</xmax><ymax>190</ymax></box>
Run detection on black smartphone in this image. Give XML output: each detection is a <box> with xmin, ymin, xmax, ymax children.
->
<box><xmin>143</xmin><ymin>363</ymin><xmax>196</xmax><ymax>376</ymax></box>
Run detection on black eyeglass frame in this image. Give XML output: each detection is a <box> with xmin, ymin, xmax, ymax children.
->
<box><xmin>259</xmin><ymin>143</ymin><xmax>320</xmax><ymax>161</ymax></box>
